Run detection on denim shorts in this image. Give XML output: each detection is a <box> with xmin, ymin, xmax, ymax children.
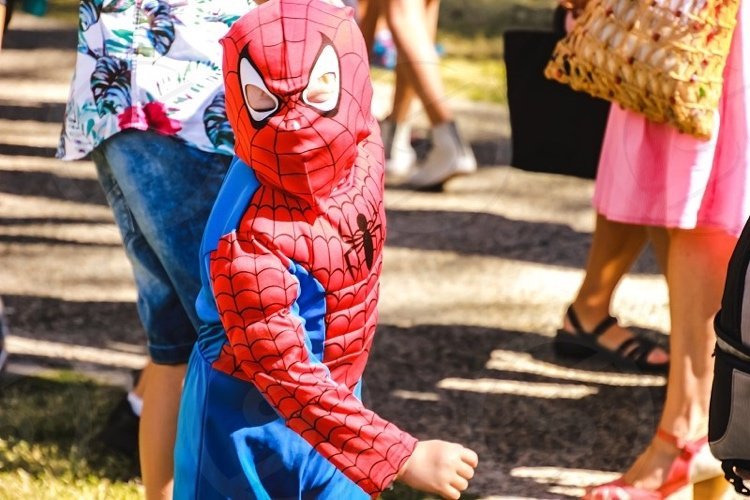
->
<box><xmin>91</xmin><ymin>130</ymin><xmax>231</xmax><ymax>364</ymax></box>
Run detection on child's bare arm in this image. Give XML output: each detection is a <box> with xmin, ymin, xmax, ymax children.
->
<box><xmin>397</xmin><ymin>440</ymin><xmax>479</xmax><ymax>500</ymax></box>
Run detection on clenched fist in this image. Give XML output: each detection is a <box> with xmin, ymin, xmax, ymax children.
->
<box><xmin>397</xmin><ymin>440</ymin><xmax>479</xmax><ymax>500</ymax></box>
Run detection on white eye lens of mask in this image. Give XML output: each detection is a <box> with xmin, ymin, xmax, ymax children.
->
<box><xmin>245</xmin><ymin>84</ymin><xmax>277</xmax><ymax>111</ymax></box>
<box><xmin>306</xmin><ymin>72</ymin><xmax>338</xmax><ymax>104</ymax></box>
<box><xmin>240</xmin><ymin>58</ymin><xmax>279</xmax><ymax>122</ymax></box>
<box><xmin>302</xmin><ymin>45</ymin><xmax>340</xmax><ymax>112</ymax></box>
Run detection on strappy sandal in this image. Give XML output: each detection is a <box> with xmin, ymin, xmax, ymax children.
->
<box><xmin>554</xmin><ymin>305</ymin><xmax>669</xmax><ymax>373</ymax></box>
<box><xmin>583</xmin><ymin>429</ymin><xmax>727</xmax><ymax>499</ymax></box>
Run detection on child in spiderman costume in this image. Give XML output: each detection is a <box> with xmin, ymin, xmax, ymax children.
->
<box><xmin>173</xmin><ymin>0</ymin><xmax>477</xmax><ymax>498</ymax></box>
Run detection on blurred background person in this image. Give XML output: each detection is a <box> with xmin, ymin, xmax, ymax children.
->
<box><xmin>361</xmin><ymin>0</ymin><xmax>476</xmax><ymax>190</ymax></box>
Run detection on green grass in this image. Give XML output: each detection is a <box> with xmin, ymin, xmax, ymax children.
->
<box><xmin>371</xmin><ymin>56</ymin><xmax>507</xmax><ymax>104</ymax></box>
<box><xmin>0</xmin><ymin>371</ymin><xmax>481</xmax><ymax>499</ymax></box>
<box><xmin>0</xmin><ymin>371</ymin><xmax>141</xmax><ymax>499</ymax></box>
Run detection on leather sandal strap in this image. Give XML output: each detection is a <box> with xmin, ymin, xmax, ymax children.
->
<box><xmin>590</xmin><ymin>315</ymin><xmax>618</xmax><ymax>338</ymax></box>
<box><xmin>656</xmin><ymin>428</ymin><xmax>708</xmax><ymax>455</ymax></box>
<box><xmin>616</xmin><ymin>336</ymin><xmax>657</xmax><ymax>362</ymax></box>
<box><xmin>565</xmin><ymin>305</ymin><xmax>585</xmax><ymax>333</ymax></box>
<box><xmin>566</xmin><ymin>306</ymin><xmax>618</xmax><ymax>338</ymax></box>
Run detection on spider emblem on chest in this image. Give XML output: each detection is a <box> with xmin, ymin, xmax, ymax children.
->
<box><xmin>343</xmin><ymin>213</ymin><xmax>382</xmax><ymax>278</ymax></box>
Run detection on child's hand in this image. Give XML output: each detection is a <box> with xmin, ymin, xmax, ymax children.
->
<box><xmin>396</xmin><ymin>440</ymin><xmax>478</xmax><ymax>500</ymax></box>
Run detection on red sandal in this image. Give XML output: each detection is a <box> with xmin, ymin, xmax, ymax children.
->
<box><xmin>583</xmin><ymin>429</ymin><xmax>728</xmax><ymax>499</ymax></box>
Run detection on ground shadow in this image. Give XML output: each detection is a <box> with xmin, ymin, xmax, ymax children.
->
<box><xmin>0</xmin><ymin>143</ymin><xmax>58</xmax><ymax>158</ymax></box>
<box><xmin>0</xmin><ymin>234</ymin><xmax>120</xmax><ymax>247</ymax></box>
<box><xmin>2</xmin><ymin>28</ymin><xmax>77</xmax><ymax>51</ymax></box>
<box><xmin>0</xmin><ymin>216</ymin><xmax>112</xmax><ymax>226</ymax></box>
<box><xmin>0</xmin><ymin>101</ymin><xmax>67</xmax><ymax>123</ymax></box>
<box><xmin>0</xmin><ymin>169</ymin><xmax>107</xmax><ymax>205</ymax></box>
<box><xmin>366</xmin><ymin>323</ymin><xmax>665</xmax><ymax>497</ymax></box>
<box><xmin>386</xmin><ymin>208</ymin><xmax>661</xmax><ymax>274</ymax></box>
<box><xmin>4</xmin><ymin>294</ymin><xmax>146</xmax><ymax>351</ymax></box>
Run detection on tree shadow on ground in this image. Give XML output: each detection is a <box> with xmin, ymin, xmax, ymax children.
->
<box><xmin>0</xmin><ymin>234</ymin><xmax>121</xmax><ymax>247</ymax></box>
<box><xmin>366</xmin><ymin>323</ymin><xmax>665</xmax><ymax>498</ymax></box>
<box><xmin>4</xmin><ymin>294</ymin><xmax>146</xmax><ymax>351</ymax></box>
<box><xmin>0</xmin><ymin>143</ymin><xmax>58</xmax><ymax>158</ymax></box>
<box><xmin>3</xmin><ymin>28</ymin><xmax>77</xmax><ymax>50</ymax></box>
<box><xmin>0</xmin><ymin>102</ymin><xmax>67</xmax><ymax>123</ymax></box>
<box><xmin>386</xmin><ymin>208</ymin><xmax>661</xmax><ymax>274</ymax></box>
<box><xmin>0</xmin><ymin>169</ymin><xmax>106</xmax><ymax>204</ymax></box>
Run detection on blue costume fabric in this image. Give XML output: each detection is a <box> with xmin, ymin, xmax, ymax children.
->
<box><xmin>174</xmin><ymin>1</ymin><xmax>417</xmax><ymax>498</ymax></box>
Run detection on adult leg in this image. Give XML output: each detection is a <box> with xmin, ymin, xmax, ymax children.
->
<box><xmin>604</xmin><ymin>227</ymin><xmax>735</xmax><ymax>492</ymax></box>
<box><xmin>383</xmin><ymin>0</ymin><xmax>476</xmax><ymax>188</ymax></box>
<box><xmin>359</xmin><ymin>0</ymin><xmax>378</xmax><ymax>55</ymax></box>
<box><xmin>383</xmin><ymin>0</ymin><xmax>449</xmax><ymax>126</ymax></box>
<box><xmin>380</xmin><ymin>57</ymin><xmax>420</xmax><ymax>178</ymax></box>
<box><xmin>563</xmin><ymin>214</ymin><xmax>668</xmax><ymax>365</ymax></box>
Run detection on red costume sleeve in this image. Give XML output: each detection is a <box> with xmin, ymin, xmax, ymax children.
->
<box><xmin>210</xmin><ymin>233</ymin><xmax>417</xmax><ymax>495</ymax></box>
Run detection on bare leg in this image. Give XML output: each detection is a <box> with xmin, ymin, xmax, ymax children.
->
<box><xmin>565</xmin><ymin>214</ymin><xmax>668</xmax><ymax>364</ymax></box>
<box><xmin>388</xmin><ymin>0</ymin><xmax>438</xmax><ymax>124</ymax></box>
<box><xmin>383</xmin><ymin>0</ymin><xmax>476</xmax><ymax>188</ymax></box>
<box><xmin>619</xmin><ymin>227</ymin><xmax>736</xmax><ymax>490</ymax></box>
<box><xmin>359</xmin><ymin>0</ymin><xmax>378</xmax><ymax>56</ymax></box>
<box><xmin>384</xmin><ymin>0</ymin><xmax>451</xmax><ymax>126</ymax></box>
<box><xmin>647</xmin><ymin>226</ymin><xmax>670</xmax><ymax>275</ymax></box>
<box><xmin>140</xmin><ymin>363</ymin><xmax>187</xmax><ymax>500</ymax></box>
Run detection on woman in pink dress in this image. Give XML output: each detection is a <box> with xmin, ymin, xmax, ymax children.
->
<box><xmin>584</xmin><ymin>0</ymin><xmax>750</xmax><ymax>497</ymax></box>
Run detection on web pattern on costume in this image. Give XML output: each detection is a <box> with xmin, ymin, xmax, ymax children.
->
<box><xmin>209</xmin><ymin>1</ymin><xmax>417</xmax><ymax>495</ymax></box>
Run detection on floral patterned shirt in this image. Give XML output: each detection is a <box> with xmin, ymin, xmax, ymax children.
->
<box><xmin>58</xmin><ymin>0</ymin><xmax>257</xmax><ymax>160</ymax></box>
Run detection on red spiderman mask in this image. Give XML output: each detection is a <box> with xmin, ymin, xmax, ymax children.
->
<box><xmin>222</xmin><ymin>0</ymin><xmax>374</xmax><ymax>208</ymax></box>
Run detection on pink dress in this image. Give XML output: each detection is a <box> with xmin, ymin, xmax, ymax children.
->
<box><xmin>593</xmin><ymin>0</ymin><xmax>750</xmax><ymax>237</ymax></box>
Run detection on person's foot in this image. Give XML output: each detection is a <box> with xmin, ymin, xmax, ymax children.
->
<box><xmin>564</xmin><ymin>306</ymin><xmax>669</xmax><ymax>365</ymax></box>
<box><xmin>585</xmin><ymin>430</ymin><xmax>724</xmax><ymax>499</ymax></box>
<box><xmin>556</xmin><ymin>304</ymin><xmax>669</xmax><ymax>371</ymax></box>
<box><xmin>380</xmin><ymin>119</ymin><xmax>417</xmax><ymax>181</ymax></box>
<box><xmin>407</xmin><ymin>121</ymin><xmax>476</xmax><ymax>191</ymax></box>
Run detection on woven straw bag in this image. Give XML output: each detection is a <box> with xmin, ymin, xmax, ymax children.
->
<box><xmin>545</xmin><ymin>0</ymin><xmax>739</xmax><ymax>139</ymax></box>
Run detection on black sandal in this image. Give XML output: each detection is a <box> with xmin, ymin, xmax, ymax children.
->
<box><xmin>554</xmin><ymin>305</ymin><xmax>669</xmax><ymax>373</ymax></box>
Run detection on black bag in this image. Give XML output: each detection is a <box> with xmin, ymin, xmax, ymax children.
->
<box><xmin>503</xmin><ymin>8</ymin><xmax>610</xmax><ymax>179</ymax></box>
<box><xmin>709</xmin><ymin>217</ymin><xmax>750</xmax><ymax>495</ymax></box>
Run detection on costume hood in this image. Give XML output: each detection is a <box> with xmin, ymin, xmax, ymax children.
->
<box><xmin>222</xmin><ymin>0</ymin><xmax>374</xmax><ymax>208</ymax></box>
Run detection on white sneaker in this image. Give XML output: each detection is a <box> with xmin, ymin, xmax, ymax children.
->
<box><xmin>380</xmin><ymin>120</ymin><xmax>417</xmax><ymax>179</ymax></box>
<box><xmin>408</xmin><ymin>121</ymin><xmax>476</xmax><ymax>190</ymax></box>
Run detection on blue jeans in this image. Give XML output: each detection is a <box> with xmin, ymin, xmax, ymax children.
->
<box><xmin>91</xmin><ymin>130</ymin><xmax>231</xmax><ymax>364</ymax></box>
